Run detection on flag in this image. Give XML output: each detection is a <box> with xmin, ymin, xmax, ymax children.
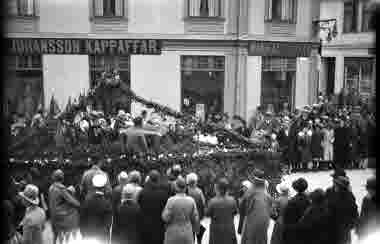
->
<box><xmin>65</xmin><ymin>96</ymin><xmax>72</xmax><ymax>113</ymax></box>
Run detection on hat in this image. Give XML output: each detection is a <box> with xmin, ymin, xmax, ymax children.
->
<box><xmin>276</xmin><ymin>184</ymin><xmax>289</xmax><ymax>195</ymax></box>
<box><xmin>292</xmin><ymin>178</ymin><xmax>308</xmax><ymax>193</ymax></box>
<box><xmin>365</xmin><ymin>177</ymin><xmax>376</xmax><ymax>190</ymax></box>
<box><xmin>117</xmin><ymin>110</ymin><xmax>127</xmax><ymax>118</ymax></box>
<box><xmin>92</xmin><ymin>174</ymin><xmax>107</xmax><ymax>188</ymax></box>
<box><xmin>173</xmin><ymin>164</ymin><xmax>182</xmax><ymax>172</ymax></box>
<box><xmin>128</xmin><ymin>170</ymin><xmax>142</xmax><ymax>184</ymax></box>
<box><xmin>242</xmin><ymin>180</ymin><xmax>253</xmax><ymax>189</ymax></box>
<box><xmin>334</xmin><ymin>176</ymin><xmax>350</xmax><ymax>189</ymax></box>
<box><xmin>186</xmin><ymin>173</ymin><xmax>198</xmax><ymax>185</ymax></box>
<box><xmin>117</xmin><ymin>171</ymin><xmax>128</xmax><ymax>183</ymax></box>
<box><xmin>330</xmin><ymin>168</ymin><xmax>347</xmax><ymax>179</ymax></box>
<box><xmin>19</xmin><ymin>184</ymin><xmax>40</xmax><ymax>205</ymax></box>
<box><xmin>52</xmin><ymin>169</ymin><xmax>64</xmax><ymax>182</ymax></box>
<box><xmin>67</xmin><ymin>186</ymin><xmax>76</xmax><ymax>194</ymax></box>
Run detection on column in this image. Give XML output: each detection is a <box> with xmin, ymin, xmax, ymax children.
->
<box><xmin>246</xmin><ymin>56</ymin><xmax>262</xmax><ymax>121</ymax></box>
<box><xmin>334</xmin><ymin>55</ymin><xmax>344</xmax><ymax>94</ymax></box>
<box><xmin>295</xmin><ymin>57</ymin><xmax>310</xmax><ymax>108</ymax></box>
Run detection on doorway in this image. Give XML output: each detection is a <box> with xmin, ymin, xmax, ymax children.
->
<box><xmin>325</xmin><ymin>57</ymin><xmax>335</xmax><ymax>96</ymax></box>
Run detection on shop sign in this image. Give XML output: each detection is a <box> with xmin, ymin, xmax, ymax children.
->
<box><xmin>249</xmin><ymin>41</ymin><xmax>317</xmax><ymax>57</ymax></box>
<box><xmin>6</xmin><ymin>38</ymin><xmax>162</xmax><ymax>55</ymax></box>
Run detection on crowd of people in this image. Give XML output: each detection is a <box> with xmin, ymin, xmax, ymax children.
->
<box><xmin>3</xmin><ymin>159</ymin><xmax>378</xmax><ymax>244</ymax></box>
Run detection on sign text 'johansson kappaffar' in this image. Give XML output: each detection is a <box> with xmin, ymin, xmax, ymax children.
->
<box><xmin>7</xmin><ymin>38</ymin><xmax>162</xmax><ymax>55</ymax></box>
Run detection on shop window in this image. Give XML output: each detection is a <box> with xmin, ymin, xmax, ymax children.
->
<box><xmin>265</xmin><ymin>0</ymin><xmax>297</xmax><ymax>23</ymax></box>
<box><xmin>261</xmin><ymin>57</ymin><xmax>296</xmax><ymax>113</ymax></box>
<box><xmin>187</xmin><ymin>0</ymin><xmax>222</xmax><ymax>17</ymax></box>
<box><xmin>344</xmin><ymin>58</ymin><xmax>374</xmax><ymax>98</ymax></box>
<box><xmin>6</xmin><ymin>0</ymin><xmax>38</xmax><ymax>17</ymax></box>
<box><xmin>93</xmin><ymin>0</ymin><xmax>126</xmax><ymax>17</ymax></box>
<box><xmin>343</xmin><ymin>0</ymin><xmax>359</xmax><ymax>33</ymax></box>
<box><xmin>361</xmin><ymin>2</ymin><xmax>374</xmax><ymax>32</ymax></box>
<box><xmin>181</xmin><ymin>56</ymin><xmax>225</xmax><ymax>117</ymax></box>
<box><xmin>4</xmin><ymin>55</ymin><xmax>43</xmax><ymax>120</ymax></box>
<box><xmin>89</xmin><ymin>55</ymin><xmax>130</xmax><ymax>87</ymax></box>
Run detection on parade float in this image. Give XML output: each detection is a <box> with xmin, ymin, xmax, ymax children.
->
<box><xmin>7</xmin><ymin>70</ymin><xmax>283</xmax><ymax>198</ymax></box>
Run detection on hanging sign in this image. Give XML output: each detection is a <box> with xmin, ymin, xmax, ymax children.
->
<box><xmin>248</xmin><ymin>41</ymin><xmax>319</xmax><ymax>57</ymax></box>
<box><xmin>195</xmin><ymin>104</ymin><xmax>205</xmax><ymax>122</ymax></box>
<box><xmin>6</xmin><ymin>38</ymin><xmax>162</xmax><ymax>55</ymax></box>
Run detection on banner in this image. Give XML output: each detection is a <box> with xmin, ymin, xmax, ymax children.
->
<box><xmin>249</xmin><ymin>41</ymin><xmax>319</xmax><ymax>57</ymax></box>
<box><xmin>6</xmin><ymin>38</ymin><xmax>162</xmax><ymax>55</ymax></box>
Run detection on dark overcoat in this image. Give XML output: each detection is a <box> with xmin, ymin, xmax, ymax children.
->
<box><xmin>113</xmin><ymin>200</ymin><xmax>143</xmax><ymax>244</ymax></box>
<box><xmin>137</xmin><ymin>181</ymin><xmax>170</xmax><ymax>244</ymax></box>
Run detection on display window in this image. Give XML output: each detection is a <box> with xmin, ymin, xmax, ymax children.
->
<box><xmin>261</xmin><ymin>57</ymin><xmax>296</xmax><ymax>113</ymax></box>
<box><xmin>180</xmin><ymin>56</ymin><xmax>225</xmax><ymax>118</ymax></box>
<box><xmin>344</xmin><ymin>57</ymin><xmax>374</xmax><ymax>98</ymax></box>
<box><xmin>89</xmin><ymin>55</ymin><xmax>131</xmax><ymax>114</ymax></box>
<box><xmin>4</xmin><ymin>55</ymin><xmax>43</xmax><ymax>120</ymax></box>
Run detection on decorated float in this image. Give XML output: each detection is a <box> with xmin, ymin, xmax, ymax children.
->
<box><xmin>7</xmin><ymin>70</ymin><xmax>284</xmax><ymax>199</ymax></box>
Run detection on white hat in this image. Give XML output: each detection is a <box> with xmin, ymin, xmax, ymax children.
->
<box><xmin>92</xmin><ymin>174</ymin><xmax>107</xmax><ymax>188</ymax></box>
<box><xmin>118</xmin><ymin>110</ymin><xmax>127</xmax><ymax>117</ymax></box>
<box><xmin>242</xmin><ymin>180</ymin><xmax>252</xmax><ymax>189</ymax></box>
<box><xmin>186</xmin><ymin>173</ymin><xmax>198</xmax><ymax>184</ymax></box>
<box><xmin>276</xmin><ymin>184</ymin><xmax>290</xmax><ymax>195</ymax></box>
<box><xmin>19</xmin><ymin>184</ymin><xmax>40</xmax><ymax>205</ymax></box>
<box><xmin>117</xmin><ymin>171</ymin><xmax>129</xmax><ymax>183</ymax></box>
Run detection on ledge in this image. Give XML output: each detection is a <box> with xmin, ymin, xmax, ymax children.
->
<box><xmin>184</xmin><ymin>16</ymin><xmax>226</xmax><ymax>22</ymax></box>
<box><xmin>90</xmin><ymin>16</ymin><xmax>128</xmax><ymax>22</ymax></box>
<box><xmin>6</xmin><ymin>15</ymin><xmax>39</xmax><ymax>20</ymax></box>
<box><xmin>264</xmin><ymin>20</ymin><xmax>296</xmax><ymax>25</ymax></box>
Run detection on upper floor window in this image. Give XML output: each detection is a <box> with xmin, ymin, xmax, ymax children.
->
<box><xmin>343</xmin><ymin>0</ymin><xmax>358</xmax><ymax>33</ymax></box>
<box><xmin>93</xmin><ymin>0</ymin><xmax>125</xmax><ymax>17</ymax></box>
<box><xmin>362</xmin><ymin>1</ymin><xmax>374</xmax><ymax>32</ymax></box>
<box><xmin>265</xmin><ymin>0</ymin><xmax>297</xmax><ymax>23</ymax></box>
<box><xmin>6</xmin><ymin>0</ymin><xmax>38</xmax><ymax>17</ymax></box>
<box><xmin>188</xmin><ymin>0</ymin><xmax>222</xmax><ymax>17</ymax></box>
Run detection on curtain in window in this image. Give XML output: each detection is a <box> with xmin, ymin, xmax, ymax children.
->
<box><xmin>272</xmin><ymin>0</ymin><xmax>282</xmax><ymax>20</ymax></box>
<box><xmin>189</xmin><ymin>0</ymin><xmax>201</xmax><ymax>16</ymax></box>
<box><xmin>282</xmin><ymin>0</ymin><xmax>290</xmax><ymax>21</ymax></box>
<box><xmin>26</xmin><ymin>0</ymin><xmax>34</xmax><ymax>15</ymax></box>
<box><xmin>115</xmin><ymin>0</ymin><xmax>123</xmax><ymax>16</ymax></box>
<box><xmin>265</xmin><ymin>0</ymin><xmax>272</xmax><ymax>20</ymax></box>
<box><xmin>7</xmin><ymin>0</ymin><xmax>18</xmax><ymax>15</ymax></box>
<box><xmin>94</xmin><ymin>0</ymin><xmax>104</xmax><ymax>16</ymax></box>
<box><xmin>208</xmin><ymin>0</ymin><xmax>219</xmax><ymax>17</ymax></box>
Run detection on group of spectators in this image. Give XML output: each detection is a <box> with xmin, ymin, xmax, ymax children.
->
<box><xmin>3</xmin><ymin>158</ymin><xmax>378</xmax><ymax>244</ymax></box>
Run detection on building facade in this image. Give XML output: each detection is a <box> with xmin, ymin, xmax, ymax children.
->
<box><xmin>4</xmin><ymin>0</ymin><xmax>320</xmax><ymax>121</ymax></box>
<box><xmin>319</xmin><ymin>0</ymin><xmax>376</xmax><ymax>101</ymax></box>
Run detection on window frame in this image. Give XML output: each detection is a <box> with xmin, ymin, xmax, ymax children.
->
<box><xmin>344</xmin><ymin>58</ymin><xmax>374</xmax><ymax>97</ymax></box>
<box><xmin>361</xmin><ymin>1</ymin><xmax>373</xmax><ymax>32</ymax></box>
<box><xmin>6</xmin><ymin>0</ymin><xmax>38</xmax><ymax>17</ymax></box>
<box><xmin>92</xmin><ymin>0</ymin><xmax>126</xmax><ymax>19</ymax></box>
<box><xmin>343</xmin><ymin>0</ymin><xmax>359</xmax><ymax>33</ymax></box>
<box><xmin>265</xmin><ymin>0</ymin><xmax>298</xmax><ymax>24</ymax></box>
<box><xmin>186</xmin><ymin>0</ymin><xmax>223</xmax><ymax>19</ymax></box>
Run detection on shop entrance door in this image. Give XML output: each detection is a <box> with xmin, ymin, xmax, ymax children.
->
<box><xmin>180</xmin><ymin>56</ymin><xmax>225</xmax><ymax>118</ymax></box>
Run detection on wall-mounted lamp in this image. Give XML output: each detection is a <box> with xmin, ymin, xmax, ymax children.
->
<box><xmin>313</xmin><ymin>19</ymin><xmax>338</xmax><ymax>42</ymax></box>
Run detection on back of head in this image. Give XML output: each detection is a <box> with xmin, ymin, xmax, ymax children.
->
<box><xmin>310</xmin><ymin>188</ymin><xmax>325</xmax><ymax>205</ymax></box>
<box><xmin>292</xmin><ymin>177</ymin><xmax>308</xmax><ymax>193</ymax></box>
<box><xmin>117</xmin><ymin>171</ymin><xmax>128</xmax><ymax>185</ymax></box>
<box><xmin>216</xmin><ymin>178</ymin><xmax>229</xmax><ymax>196</ymax></box>
<box><xmin>148</xmin><ymin>170</ymin><xmax>161</xmax><ymax>184</ymax></box>
<box><xmin>175</xmin><ymin>176</ymin><xmax>187</xmax><ymax>193</ymax></box>
<box><xmin>52</xmin><ymin>169</ymin><xmax>64</xmax><ymax>183</ymax></box>
<box><xmin>129</xmin><ymin>170</ymin><xmax>142</xmax><ymax>185</ymax></box>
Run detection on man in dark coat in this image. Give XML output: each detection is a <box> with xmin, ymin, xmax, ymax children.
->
<box><xmin>138</xmin><ymin>170</ymin><xmax>171</xmax><ymax>244</ymax></box>
<box><xmin>326</xmin><ymin>175</ymin><xmax>358</xmax><ymax>244</ymax></box>
<box><xmin>296</xmin><ymin>189</ymin><xmax>331</xmax><ymax>244</ymax></box>
<box><xmin>80</xmin><ymin>160</ymin><xmax>112</xmax><ymax>201</ymax></box>
<box><xmin>80</xmin><ymin>174</ymin><xmax>113</xmax><ymax>243</ymax></box>
<box><xmin>283</xmin><ymin>177</ymin><xmax>311</xmax><ymax>244</ymax></box>
<box><xmin>112</xmin><ymin>171</ymin><xmax>129</xmax><ymax>211</ymax></box>
<box><xmin>334</xmin><ymin>119</ymin><xmax>350</xmax><ymax>169</ymax></box>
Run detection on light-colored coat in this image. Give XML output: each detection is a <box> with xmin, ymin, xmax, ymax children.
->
<box><xmin>162</xmin><ymin>193</ymin><xmax>199</xmax><ymax>244</ymax></box>
<box><xmin>20</xmin><ymin>206</ymin><xmax>46</xmax><ymax>244</ymax></box>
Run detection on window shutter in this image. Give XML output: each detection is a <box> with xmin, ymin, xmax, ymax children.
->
<box><xmin>115</xmin><ymin>0</ymin><xmax>123</xmax><ymax>16</ymax></box>
<box><xmin>94</xmin><ymin>0</ymin><xmax>103</xmax><ymax>16</ymax></box>
<box><xmin>265</xmin><ymin>0</ymin><xmax>272</xmax><ymax>21</ymax></box>
<box><xmin>220</xmin><ymin>0</ymin><xmax>224</xmax><ymax>18</ymax></box>
<box><xmin>7</xmin><ymin>0</ymin><xmax>18</xmax><ymax>16</ymax></box>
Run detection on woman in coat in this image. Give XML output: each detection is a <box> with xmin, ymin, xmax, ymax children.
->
<box><xmin>206</xmin><ymin>178</ymin><xmax>238</xmax><ymax>244</ymax></box>
<box><xmin>270</xmin><ymin>185</ymin><xmax>290</xmax><ymax>244</ymax></box>
<box><xmin>356</xmin><ymin>177</ymin><xmax>377</xmax><ymax>240</ymax></box>
<box><xmin>311</xmin><ymin>121</ymin><xmax>323</xmax><ymax>166</ymax></box>
<box><xmin>162</xmin><ymin>177</ymin><xmax>199</xmax><ymax>244</ymax></box>
<box><xmin>322</xmin><ymin>121</ymin><xmax>334</xmax><ymax>163</ymax></box>
<box><xmin>113</xmin><ymin>184</ymin><xmax>143</xmax><ymax>244</ymax></box>
<box><xmin>48</xmin><ymin>170</ymin><xmax>80</xmax><ymax>243</ymax></box>
<box><xmin>240</xmin><ymin>176</ymin><xmax>273</xmax><ymax>244</ymax></box>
